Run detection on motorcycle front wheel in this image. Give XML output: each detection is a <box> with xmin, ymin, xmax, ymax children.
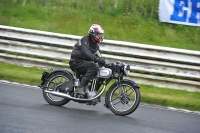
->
<box><xmin>106</xmin><ymin>80</ymin><xmax>140</xmax><ymax>116</ymax></box>
<box><xmin>42</xmin><ymin>71</ymin><xmax>72</xmax><ymax>106</ymax></box>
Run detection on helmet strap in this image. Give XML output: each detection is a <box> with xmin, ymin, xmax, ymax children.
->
<box><xmin>91</xmin><ymin>37</ymin><xmax>96</xmax><ymax>43</ymax></box>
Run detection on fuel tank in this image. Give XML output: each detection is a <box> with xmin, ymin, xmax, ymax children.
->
<box><xmin>95</xmin><ymin>68</ymin><xmax>112</xmax><ymax>78</ymax></box>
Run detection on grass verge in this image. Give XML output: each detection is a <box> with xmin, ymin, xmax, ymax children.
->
<box><xmin>0</xmin><ymin>0</ymin><xmax>199</xmax><ymax>51</ymax></box>
<box><xmin>0</xmin><ymin>61</ymin><xmax>200</xmax><ymax>112</ymax></box>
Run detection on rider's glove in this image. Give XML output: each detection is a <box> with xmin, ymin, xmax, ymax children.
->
<box><xmin>95</xmin><ymin>57</ymin><xmax>106</xmax><ymax>65</ymax></box>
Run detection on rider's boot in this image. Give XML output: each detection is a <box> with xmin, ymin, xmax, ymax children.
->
<box><xmin>75</xmin><ymin>77</ymin><xmax>90</xmax><ymax>96</ymax></box>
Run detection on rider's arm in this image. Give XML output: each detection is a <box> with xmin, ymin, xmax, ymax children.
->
<box><xmin>94</xmin><ymin>44</ymin><xmax>103</xmax><ymax>58</ymax></box>
<box><xmin>80</xmin><ymin>39</ymin><xmax>98</xmax><ymax>61</ymax></box>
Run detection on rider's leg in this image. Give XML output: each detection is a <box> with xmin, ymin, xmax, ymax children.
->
<box><xmin>73</xmin><ymin>61</ymin><xmax>98</xmax><ymax>95</ymax></box>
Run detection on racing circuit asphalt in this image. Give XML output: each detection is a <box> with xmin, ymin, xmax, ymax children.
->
<box><xmin>0</xmin><ymin>81</ymin><xmax>200</xmax><ymax>133</ymax></box>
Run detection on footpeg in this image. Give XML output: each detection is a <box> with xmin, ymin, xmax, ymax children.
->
<box><xmin>86</xmin><ymin>99</ymin><xmax>98</xmax><ymax>106</ymax></box>
<box><xmin>76</xmin><ymin>93</ymin><xmax>86</xmax><ymax>99</ymax></box>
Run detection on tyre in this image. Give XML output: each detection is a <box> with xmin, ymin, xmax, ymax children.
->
<box><xmin>106</xmin><ymin>80</ymin><xmax>140</xmax><ymax>116</ymax></box>
<box><xmin>42</xmin><ymin>71</ymin><xmax>72</xmax><ymax>106</ymax></box>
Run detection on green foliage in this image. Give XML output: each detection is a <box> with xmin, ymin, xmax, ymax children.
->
<box><xmin>0</xmin><ymin>61</ymin><xmax>44</xmax><ymax>85</ymax></box>
<box><xmin>140</xmin><ymin>84</ymin><xmax>200</xmax><ymax>111</ymax></box>
<box><xmin>0</xmin><ymin>0</ymin><xmax>199</xmax><ymax>51</ymax></box>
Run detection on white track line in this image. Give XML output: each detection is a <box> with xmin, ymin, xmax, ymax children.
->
<box><xmin>0</xmin><ymin>80</ymin><xmax>40</xmax><ymax>90</ymax></box>
<box><xmin>0</xmin><ymin>80</ymin><xmax>200</xmax><ymax>115</ymax></box>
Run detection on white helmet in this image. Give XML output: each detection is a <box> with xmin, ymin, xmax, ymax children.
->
<box><xmin>88</xmin><ymin>24</ymin><xmax>104</xmax><ymax>43</ymax></box>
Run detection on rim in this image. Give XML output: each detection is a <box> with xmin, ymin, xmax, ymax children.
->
<box><xmin>109</xmin><ymin>84</ymin><xmax>137</xmax><ymax>112</ymax></box>
<box><xmin>46</xmin><ymin>75</ymin><xmax>69</xmax><ymax>102</ymax></box>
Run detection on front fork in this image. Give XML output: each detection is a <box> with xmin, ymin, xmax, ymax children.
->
<box><xmin>116</xmin><ymin>77</ymin><xmax>124</xmax><ymax>95</ymax></box>
<box><xmin>104</xmin><ymin>77</ymin><xmax>123</xmax><ymax>108</ymax></box>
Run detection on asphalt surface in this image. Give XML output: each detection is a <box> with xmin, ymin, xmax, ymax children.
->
<box><xmin>0</xmin><ymin>82</ymin><xmax>200</xmax><ymax>133</ymax></box>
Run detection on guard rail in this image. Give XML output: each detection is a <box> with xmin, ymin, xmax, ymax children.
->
<box><xmin>0</xmin><ymin>25</ymin><xmax>199</xmax><ymax>91</ymax></box>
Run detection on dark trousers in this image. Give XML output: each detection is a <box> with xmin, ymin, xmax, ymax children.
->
<box><xmin>69</xmin><ymin>59</ymin><xmax>103</xmax><ymax>90</ymax></box>
<box><xmin>69</xmin><ymin>60</ymin><xmax>99</xmax><ymax>78</ymax></box>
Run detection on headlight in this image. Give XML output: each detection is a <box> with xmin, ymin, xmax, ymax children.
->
<box><xmin>123</xmin><ymin>64</ymin><xmax>130</xmax><ymax>76</ymax></box>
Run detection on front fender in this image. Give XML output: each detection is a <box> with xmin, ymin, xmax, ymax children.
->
<box><xmin>122</xmin><ymin>79</ymin><xmax>140</xmax><ymax>89</ymax></box>
<box><xmin>40</xmin><ymin>69</ymin><xmax>74</xmax><ymax>85</ymax></box>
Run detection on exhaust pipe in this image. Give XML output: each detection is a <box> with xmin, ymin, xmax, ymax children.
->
<box><xmin>44</xmin><ymin>85</ymin><xmax>106</xmax><ymax>102</ymax></box>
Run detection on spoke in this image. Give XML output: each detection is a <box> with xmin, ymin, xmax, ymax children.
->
<box><xmin>127</xmin><ymin>90</ymin><xmax>134</xmax><ymax>97</ymax></box>
<box><xmin>58</xmin><ymin>77</ymin><xmax>62</xmax><ymax>83</ymax></box>
<box><xmin>61</xmin><ymin>77</ymin><xmax>64</xmax><ymax>82</ymax></box>
<box><xmin>50</xmin><ymin>81</ymin><xmax>56</xmax><ymax>85</ymax></box>
<box><xmin>119</xmin><ymin>88</ymin><xmax>132</xmax><ymax>97</ymax></box>
<box><xmin>126</xmin><ymin>87</ymin><xmax>132</xmax><ymax>92</ymax></box>
<box><xmin>117</xmin><ymin>89</ymin><xmax>121</xmax><ymax>98</ymax></box>
<box><xmin>123</xmin><ymin>87</ymin><xmax>131</xmax><ymax>94</ymax></box>
<box><xmin>110</xmin><ymin>87</ymin><xmax>132</xmax><ymax>104</ymax></box>
<box><xmin>109</xmin><ymin>84</ymin><xmax>137</xmax><ymax>112</ymax></box>
<box><xmin>55</xmin><ymin>77</ymin><xmax>60</xmax><ymax>84</ymax></box>
<box><xmin>46</xmin><ymin>75</ymin><xmax>70</xmax><ymax>102</ymax></box>
<box><xmin>59</xmin><ymin>76</ymin><xmax>67</xmax><ymax>84</ymax></box>
<box><xmin>117</xmin><ymin>86</ymin><xmax>122</xmax><ymax>95</ymax></box>
<box><xmin>125</xmin><ymin>94</ymin><xmax>127</xmax><ymax>104</ymax></box>
<box><xmin>123</xmin><ymin>86</ymin><xmax>127</xmax><ymax>93</ymax></box>
<box><xmin>112</xmin><ymin>100</ymin><xmax>121</xmax><ymax>106</ymax></box>
<box><xmin>110</xmin><ymin>96</ymin><xmax>120</xmax><ymax>103</ymax></box>
<box><xmin>120</xmin><ymin>102</ymin><xmax>123</xmax><ymax>110</ymax></box>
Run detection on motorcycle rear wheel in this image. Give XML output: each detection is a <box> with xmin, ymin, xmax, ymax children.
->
<box><xmin>106</xmin><ymin>80</ymin><xmax>140</xmax><ymax>116</ymax></box>
<box><xmin>42</xmin><ymin>71</ymin><xmax>72</xmax><ymax>106</ymax></box>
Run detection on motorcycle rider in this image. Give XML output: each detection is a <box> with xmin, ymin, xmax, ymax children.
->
<box><xmin>69</xmin><ymin>24</ymin><xmax>106</xmax><ymax>96</ymax></box>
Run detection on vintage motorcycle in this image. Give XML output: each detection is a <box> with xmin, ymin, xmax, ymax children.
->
<box><xmin>39</xmin><ymin>61</ymin><xmax>140</xmax><ymax>116</ymax></box>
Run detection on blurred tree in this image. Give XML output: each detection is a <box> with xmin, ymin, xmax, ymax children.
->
<box><xmin>44</xmin><ymin>0</ymin><xmax>49</xmax><ymax>6</ymax></box>
<box><xmin>98</xmin><ymin>0</ymin><xmax>103</xmax><ymax>10</ymax></box>
<box><xmin>72</xmin><ymin>0</ymin><xmax>78</xmax><ymax>8</ymax></box>
<box><xmin>114</xmin><ymin>0</ymin><xmax>119</xmax><ymax>9</ymax></box>
<box><xmin>22</xmin><ymin>0</ymin><xmax>26</xmax><ymax>6</ymax></box>
<box><xmin>123</xmin><ymin>0</ymin><xmax>132</xmax><ymax>13</ymax></box>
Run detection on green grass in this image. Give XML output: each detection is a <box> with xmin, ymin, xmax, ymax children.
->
<box><xmin>140</xmin><ymin>84</ymin><xmax>200</xmax><ymax>111</ymax></box>
<box><xmin>0</xmin><ymin>62</ymin><xmax>44</xmax><ymax>85</ymax></box>
<box><xmin>0</xmin><ymin>0</ymin><xmax>199</xmax><ymax>51</ymax></box>
<box><xmin>0</xmin><ymin>61</ymin><xmax>200</xmax><ymax>112</ymax></box>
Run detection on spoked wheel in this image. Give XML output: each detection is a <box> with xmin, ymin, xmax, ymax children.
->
<box><xmin>106</xmin><ymin>81</ymin><xmax>140</xmax><ymax>116</ymax></box>
<box><xmin>42</xmin><ymin>71</ymin><xmax>72</xmax><ymax>106</ymax></box>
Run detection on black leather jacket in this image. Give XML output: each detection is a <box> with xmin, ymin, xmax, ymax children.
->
<box><xmin>70</xmin><ymin>36</ymin><xmax>102</xmax><ymax>61</ymax></box>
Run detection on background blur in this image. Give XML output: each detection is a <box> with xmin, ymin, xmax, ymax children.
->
<box><xmin>0</xmin><ymin>0</ymin><xmax>199</xmax><ymax>51</ymax></box>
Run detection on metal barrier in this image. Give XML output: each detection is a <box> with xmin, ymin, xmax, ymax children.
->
<box><xmin>0</xmin><ymin>25</ymin><xmax>199</xmax><ymax>91</ymax></box>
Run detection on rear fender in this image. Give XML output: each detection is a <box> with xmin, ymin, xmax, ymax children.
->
<box><xmin>40</xmin><ymin>69</ymin><xmax>74</xmax><ymax>85</ymax></box>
